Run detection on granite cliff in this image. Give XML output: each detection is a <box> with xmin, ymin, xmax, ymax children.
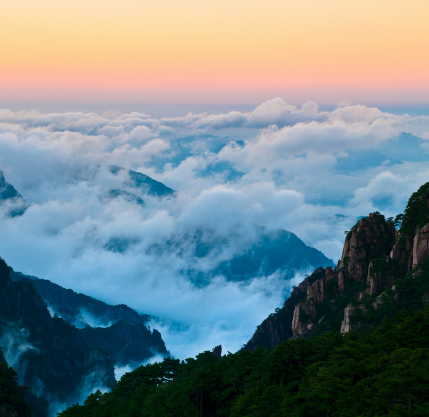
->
<box><xmin>245</xmin><ymin>181</ymin><xmax>429</xmax><ymax>349</ymax></box>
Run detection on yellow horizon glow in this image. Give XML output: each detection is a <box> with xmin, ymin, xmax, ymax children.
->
<box><xmin>1</xmin><ymin>0</ymin><xmax>429</xmax><ymax>103</ymax></box>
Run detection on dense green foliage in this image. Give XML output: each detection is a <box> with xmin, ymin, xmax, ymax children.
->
<box><xmin>0</xmin><ymin>350</ymin><xmax>30</xmax><ymax>416</ymax></box>
<box><xmin>59</xmin><ymin>302</ymin><xmax>429</xmax><ymax>417</ymax></box>
<box><xmin>401</xmin><ymin>182</ymin><xmax>429</xmax><ymax>237</ymax></box>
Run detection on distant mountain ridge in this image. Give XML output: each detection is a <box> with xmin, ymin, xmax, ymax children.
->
<box><xmin>0</xmin><ymin>258</ymin><xmax>115</xmax><ymax>416</ymax></box>
<box><xmin>108</xmin><ymin>165</ymin><xmax>175</xmax><ymax>198</ymax></box>
<box><xmin>0</xmin><ymin>261</ymin><xmax>169</xmax><ymax>417</ymax></box>
<box><xmin>9</xmin><ymin>270</ymin><xmax>151</xmax><ymax>329</ymax></box>
<box><xmin>0</xmin><ymin>170</ymin><xmax>29</xmax><ymax>217</ymax></box>
<box><xmin>150</xmin><ymin>227</ymin><xmax>335</xmax><ymax>287</ymax></box>
<box><xmin>213</xmin><ymin>229</ymin><xmax>334</xmax><ymax>282</ymax></box>
<box><xmin>8</xmin><ymin>269</ymin><xmax>168</xmax><ymax>368</ymax></box>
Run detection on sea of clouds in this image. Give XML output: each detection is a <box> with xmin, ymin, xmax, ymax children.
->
<box><xmin>1</xmin><ymin>98</ymin><xmax>429</xmax><ymax>358</ymax></box>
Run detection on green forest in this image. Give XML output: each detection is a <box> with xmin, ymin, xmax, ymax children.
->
<box><xmin>59</xmin><ymin>304</ymin><xmax>429</xmax><ymax>417</ymax></box>
<box><xmin>0</xmin><ymin>351</ymin><xmax>30</xmax><ymax>417</ymax></box>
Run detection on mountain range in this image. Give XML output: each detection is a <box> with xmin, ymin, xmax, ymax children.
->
<box><xmin>53</xmin><ymin>180</ymin><xmax>429</xmax><ymax>417</ymax></box>
<box><xmin>0</xmin><ymin>167</ymin><xmax>335</xmax><ymax>416</ymax></box>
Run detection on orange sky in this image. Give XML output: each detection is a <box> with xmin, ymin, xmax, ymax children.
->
<box><xmin>1</xmin><ymin>0</ymin><xmax>429</xmax><ymax>104</ymax></box>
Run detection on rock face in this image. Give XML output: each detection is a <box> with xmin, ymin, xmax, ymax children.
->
<box><xmin>243</xmin><ymin>267</ymin><xmax>326</xmax><ymax>350</ymax></box>
<box><xmin>413</xmin><ymin>223</ymin><xmax>429</xmax><ymax>269</ymax></box>
<box><xmin>338</xmin><ymin>213</ymin><xmax>395</xmax><ymax>292</ymax></box>
<box><xmin>0</xmin><ymin>171</ymin><xmax>29</xmax><ymax>217</ymax></box>
<box><xmin>289</xmin><ymin>213</ymin><xmax>396</xmax><ymax>338</ymax></box>
<box><xmin>0</xmin><ymin>257</ymin><xmax>116</xmax><ymax>416</ymax></box>
<box><xmin>246</xmin><ymin>183</ymin><xmax>429</xmax><ymax>349</ymax></box>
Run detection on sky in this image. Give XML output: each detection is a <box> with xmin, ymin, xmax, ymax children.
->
<box><xmin>1</xmin><ymin>0</ymin><xmax>429</xmax><ymax>107</ymax></box>
<box><xmin>1</xmin><ymin>99</ymin><xmax>429</xmax><ymax>360</ymax></box>
<box><xmin>1</xmin><ymin>0</ymin><xmax>429</xmax><ymax>365</ymax></box>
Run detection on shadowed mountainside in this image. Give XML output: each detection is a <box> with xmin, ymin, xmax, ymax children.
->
<box><xmin>1</xmin><ymin>260</ymin><xmax>169</xmax><ymax>417</ymax></box>
<box><xmin>10</xmin><ymin>271</ymin><xmax>151</xmax><ymax>329</ymax></box>
<box><xmin>0</xmin><ymin>171</ymin><xmax>29</xmax><ymax>217</ymax></box>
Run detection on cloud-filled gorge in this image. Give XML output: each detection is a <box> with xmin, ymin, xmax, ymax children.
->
<box><xmin>1</xmin><ymin>98</ymin><xmax>429</xmax><ymax>359</ymax></box>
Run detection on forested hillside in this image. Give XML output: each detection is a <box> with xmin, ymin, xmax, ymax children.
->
<box><xmin>59</xmin><ymin>305</ymin><xmax>429</xmax><ymax>417</ymax></box>
<box><xmin>0</xmin><ymin>349</ymin><xmax>31</xmax><ymax>417</ymax></box>
<box><xmin>58</xmin><ymin>182</ymin><xmax>429</xmax><ymax>416</ymax></box>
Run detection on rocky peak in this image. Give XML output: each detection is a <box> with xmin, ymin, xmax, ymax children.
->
<box><xmin>245</xmin><ymin>183</ymin><xmax>429</xmax><ymax>350</ymax></box>
<box><xmin>338</xmin><ymin>213</ymin><xmax>395</xmax><ymax>292</ymax></box>
<box><xmin>0</xmin><ymin>170</ymin><xmax>29</xmax><ymax>217</ymax></box>
<box><xmin>291</xmin><ymin>213</ymin><xmax>413</xmax><ymax>338</ymax></box>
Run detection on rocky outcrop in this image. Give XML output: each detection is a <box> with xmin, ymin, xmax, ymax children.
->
<box><xmin>291</xmin><ymin>266</ymin><xmax>338</xmax><ymax>337</ymax></box>
<box><xmin>243</xmin><ymin>267</ymin><xmax>326</xmax><ymax>348</ymax></box>
<box><xmin>247</xmin><ymin>183</ymin><xmax>429</xmax><ymax>348</ymax></box>
<box><xmin>339</xmin><ymin>305</ymin><xmax>355</xmax><ymax>333</ymax></box>
<box><xmin>291</xmin><ymin>302</ymin><xmax>317</xmax><ymax>337</ymax></box>
<box><xmin>250</xmin><ymin>213</ymin><xmax>405</xmax><ymax>340</ymax></box>
<box><xmin>338</xmin><ymin>213</ymin><xmax>395</xmax><ymax>292</ymax></box>
<box><xmin>339</xmin><ymin>218</ymin><xmax>429</xmax><ymax>333</ymax></box>
<box><xmin>413</xmin><ymin>223</ymin><xmax>429</xmax><ymax>269</ymax></box>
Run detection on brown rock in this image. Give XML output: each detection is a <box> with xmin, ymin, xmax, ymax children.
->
<box><xmin>307</xmin><ymin>279</ymin><xmax>324</xmax><ymax>304</ymax></box>
<box><xmin>292</xmin><ymin>302</ymin><xmax>317</xmax><ymax>337</ymax></box>
<box><xmin>412</xmin><ymin>223</ymin><xmax>429</xmax><ymax>269</ymax></box>
<box><xmin>338</xmin><ymin>213</ymin><xmax>395</xmax><ymax>290</ymax></box>
<box><xmin>340</xmin><ymin>306</ymin><xmax>355</xmax><ymax>333</ymax></box>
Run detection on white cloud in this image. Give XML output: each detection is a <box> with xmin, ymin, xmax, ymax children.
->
<box><xmin>1</xmin><ymin>99</ymin><xmax>429</xmax><ymax>359</ymax></box>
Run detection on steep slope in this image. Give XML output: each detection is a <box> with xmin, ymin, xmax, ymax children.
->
<box><xmin>79</xmin><ymin>321</ymin><xmax>167</xmax><ymax>367</ymax></box>
<box><xmin>109</xmin><ymin>165</ymin><xmax>174</xmax><ymax>198</ymax></box>
<box><xmin>244</xmin><ymin>267</ymin><xmax>327</xmax><ymax>350</ymax></box>
<box><xmin>0</xmin><ymin>349</ymin><xmax>49</xmax><ymax>417</ymax></box>
<box><xmin>0</xmin><ymin>349</ymin><xmax>31</xmax><ymax>417</ymax></box>
<box><xmin>153</xmin><ymin>227</ymin><xmax>334</xmax><ymax>287</ymax></box>
<box><xmin>0</xmin><ymin>258</ymin><xmax>116</xmax><ymax>415</ymax></box>
<box><xmin>245</xmin><ymin>181</ymin><xmax>429</xmax><ymax>349</ymax></box>
<box><xmin>213</xmin><ymin>229</ymin><xmax>334</xmax><ymax>282</ymax></box>
<box><xmin>0</xmin><ymin>170</ymin><xmax>29</xmax><ymax>217</ymax></box>
<box><xmin>9</xmin><ymin>269</ymin><xmax>169</xmax><ymax>374</ymax></box>
<box><xmin>10</xmin><ymin>270</ymin><xmax>150</xmax><ymax>329</ymax></box>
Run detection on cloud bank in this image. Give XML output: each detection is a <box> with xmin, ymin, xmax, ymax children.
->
<box><xmin>0</xmin><ymin>98</ymin><xmax>429</xmax><ymax>358</ymax></box>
